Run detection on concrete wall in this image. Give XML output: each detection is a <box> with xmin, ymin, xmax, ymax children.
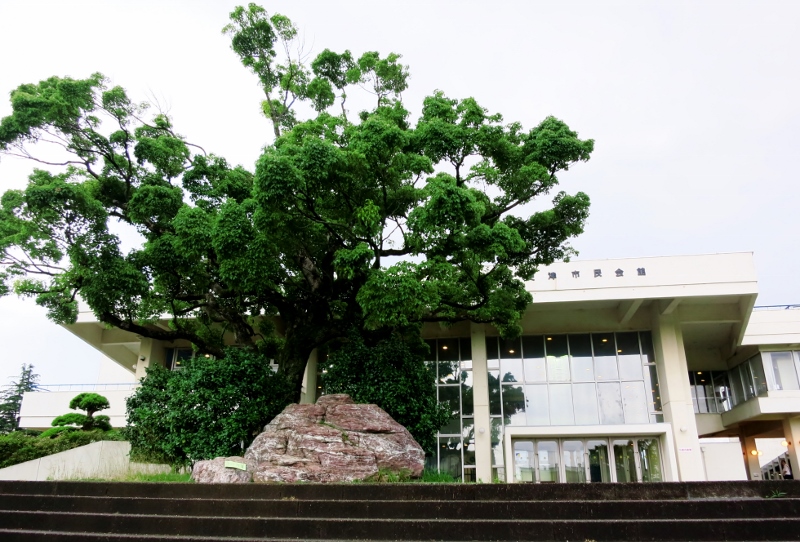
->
<box><xmin>700</xmin><ymin>439</ymin><xmax>748</xmax><ymax>481</ymax></box>
<box><xmin>743</xmin><ymin>308</ymin><xmax>800</xmax><ymax>346</ymax></box>
<box><xmin>0</xmin><ymin>441</ymin><xmax>169</xmax><ymax>481</ymax></box>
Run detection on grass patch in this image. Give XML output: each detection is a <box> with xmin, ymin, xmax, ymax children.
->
<box><xmin>420</xmin><ymin>468</ymin><xmax>457</xmax><ymax>483</ymax></box>
<box><xmin>126</xmin><ymin>472</ymin><xmax>193</xmax><ymax>483</ymax></box>
<box><xmin>68</xmin><ymin>471</ymin><xmax>193</xmax><ymax>483</ymax></box>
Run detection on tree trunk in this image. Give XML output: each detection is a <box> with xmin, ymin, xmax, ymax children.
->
<box><xmin>276</xmin><ymin>330</ymin><xmax>316</xmax><ymax>403</ymax></box>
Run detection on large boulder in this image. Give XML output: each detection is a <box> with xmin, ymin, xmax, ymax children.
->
<box><xmin>191</xmin><ymin>394</ymin><xmax>425</xmax><ymax>483</ymax></box>
<box><xmin>191</xmin><ymin>456</ymin><xmax>256</xmax><ymax>484</ymax></box>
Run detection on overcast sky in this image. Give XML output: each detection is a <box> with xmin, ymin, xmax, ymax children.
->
<box><xmin>0</xmin><ymin>0</ymin><xmax>798</xmax><ymax>385</ymax></box>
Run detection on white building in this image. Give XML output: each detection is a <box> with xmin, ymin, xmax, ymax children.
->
<box><xmin>20</xmin><ymin>252</ymin><xmax>800</xmax><ymax>483</ymax></box>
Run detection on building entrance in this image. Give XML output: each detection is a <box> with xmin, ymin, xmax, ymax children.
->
<box><xmin>512</xmin><ymin>437</ymin><xmax>663</xmax><ymax>483</ymax></box>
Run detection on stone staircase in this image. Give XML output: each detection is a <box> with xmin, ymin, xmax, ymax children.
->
<box><xmin>0</xmin><ymin>480</ymin><xmax>799</xmax><ymax>541</ymax></box>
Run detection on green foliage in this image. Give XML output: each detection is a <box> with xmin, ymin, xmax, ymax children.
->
<box><xmin>0</xmin><ymin>364</ymin><xmax>39</xmax><ymax>433</ymax></box>
<box><xmin>51</xmin><ymin>392</ymin><xmax>112</xmax><ymax>432</ymax></box>
<box><xmin>125</xmin><ymin>471</ymin><xmax>193</xmax><ymax>483</ymax></box>
<box><xmin>421</xmin><ymin>468</ymin><xmax>457</xmax><ymax>483</ymax></box>
<box><xmin>68</xmin><ymin>393</ymin><xmax>110</xmax><ymax>416</ymax></box>
<box><xmin>126</xmin><ymin>348</ymin><xmax>293</xmax><ymax>467</ymax></box>
<box><xmin>0</xmin><ymin>429</ymin><xmax>124</xmax><ymax>469</ymax></box>
<box><xmin>39</xmin><ymin>426</ymin><xmax>78</xmax><ymax>439</ymax></box>
<box><xmin>322</xmin><ymin>332</ymin><xmax>450</xmax><ymax>454</ymax></box>
<box><xmin>0</xmin><ymin>5</ymin><xmax>594</xmax><ymax>404</ymax></box>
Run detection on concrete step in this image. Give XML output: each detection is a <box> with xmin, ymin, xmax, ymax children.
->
<box><xmin>1</xmin><ymin>511</ymin><xmax>799</xmax><ymax>541</ymax></box>
<box><xmin>1</xmin><ymin>480</ymin><xmax>798</xmax><ymax>501</ymax></box>
<box><xmin>1</xmin><ymin>494</ymin><xmax>799</xmax><ymax>520</ymax></box>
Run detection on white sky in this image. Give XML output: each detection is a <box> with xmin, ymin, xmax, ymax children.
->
<box><xmin>0</xmin><ymin>0</ymin><xmax>798</xmax><ymax>385</ymax></box>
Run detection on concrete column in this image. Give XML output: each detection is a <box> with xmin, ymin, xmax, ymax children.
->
<box><xmin>651</xmin><ymin>312</ymin><xmax>705</xmax><ymax>481</ymax></box>
<box><xmin>741</xmin><ymin>435</ymin><xmax>763</xmax><ymax>479</ymax></box>
<box><xmin>782</xmin><ymin>416</ymin><xmax>800</xmax><ymax>478</ymax></box>
<box><xmin>299</xmin><ymin>349</ymin><xmax>319</xmax><ymax>404</ymax></box>
<box><xmin>135</xmin><ymin>338</ymin><xmax>166</xmax><ymax>380</ymax></box>
<box><xmin>471</xmin><ymin>323</ymin><xmax>492</xmax><ymax>483</ymax></box>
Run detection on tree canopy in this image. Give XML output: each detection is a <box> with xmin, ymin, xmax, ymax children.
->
<box><xmin>0</xmin><ymin>4</ymin><xmax>594</xmax><ymax>397</ymax></box>
<box><xmin>0</xmin><ymin>364</ymin><xmax>39</xmax><ymax>433</ymax></box>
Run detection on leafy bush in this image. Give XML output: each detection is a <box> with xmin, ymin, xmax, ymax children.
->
<box><xmin>322</xmin><ymin>332</ymin><xmax>451</xmax><ymax>454</ymax></box>
<box><xmin>126</xmin><ymin>348</ymin><xmax>293</xmax><ymax>467</ymax></box>
<box><xmin>51</xmin><ymin>392</ymin><xmax>113</xmax><ymax>431</ymax></box>
<box><xmin>0</xmin><ymin>429</ymin><xmax>124</xmax><ymax>469</ymax></box>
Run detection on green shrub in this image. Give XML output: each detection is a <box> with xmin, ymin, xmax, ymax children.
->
<box><xmin>0</xmin><ymin>429</ymin><xmax>124</xmax><ymax>469</ymax></box>
<box><xmin>126</xmin><ymin>348</ymin><xmax>293</xmax><ymax>468</ymax></box>
<box><xmin>39</xmin><ymin>426</ymin><xmax>78</xmax><ymax>439</ymax></box>
<box><xmin>51</xmin><ymin>393</ymin><xmax>113</xmax><ymax>432</ymax></box>
<box><xmin>322</xmin><ymin>332</ymin><xmax>451</xmax><ymax>454</ymax></box>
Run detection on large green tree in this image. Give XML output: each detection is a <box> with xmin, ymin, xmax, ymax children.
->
<box><xmin>0</xmin><ymin>364</ymin><xmax>39</xmax><ymax>433</ymax></box>
<box><xmin>0</xmin><ymin>5</ymin><xmax>593</xmax><ymax>399</ymax></box>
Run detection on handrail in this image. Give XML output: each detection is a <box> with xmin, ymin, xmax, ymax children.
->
<box><xmin>30</xmin><ymin>383</ymin><xmax>140</xmax><ymax>393</ymax></box>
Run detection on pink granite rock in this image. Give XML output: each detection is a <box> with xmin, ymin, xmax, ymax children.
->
<box><xmin>243</xmin><ymin>394</ymin><xmax>424</xmax><ymax>483</ymax></box>
<box><xmin>191</xmin><ymin>456</ymin><xmax>255</xmax><ymax>484</ymax></box>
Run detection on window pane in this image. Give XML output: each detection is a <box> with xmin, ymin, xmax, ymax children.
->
<box><xmin>563</xmin><ymin>440</ymin><xmax>586</xmax><ymax>483</ymax></box>
<box><xmin>622</xmin><ymin>381</ymin><xmax>649</xmax><ymax>424</ymax></box>
<box><xmin>460</xmin><ymin>370</ymin><xmax>474</xmax><ymax>416</ymax></box>
<box><xmin>500</xmin><ymin>337</ymin><xmax>521</xmax><ymax>358</ymax></box>
<box><xmin>730</xmin><ymin>365</ymin><xmax>745</xmax><ymax>406</ymax></box>
<box><xmin>488</xmin><ymin>370</ymin><xmax>501</xmax><ymax>416</ymax></box>
<box><xmin>438</xmin><ymin>357</ymin><xmax>459</xmax><ymax>385</ymax></box>
<box><xmin>438</xmin><ymin>386</ymin><xmax>461</xmax><ymax>434</ymax></box>
<box><xmin>545</xmin><ymin>335</ymin><xmax>570</xmax><ymax>381</ymax></box>
<box><xmin>438</xmin><ymin>338</ymin><xmax>459</xmax><ymax>361</ymax></box>
<box><xmin>770</xmin><ymin>352</ymin><xmax>799</xmax><ymax>391</ymax></box>
<box><xmin>462</xmin><ymin>418</ymin><xmax>475</xmax><ymax>465</ymax></box>
<box><xmin>500</xmin><ymin>358</ymin><xmax>524</xmax><ymax>383</ymax></box>
<box><xmin>524</xmin><ymin>357</ymin><xmax>547</xmax><ymax>383</ymax></box>
<box><xmin>587</xmin><ymin>440</ymin><xmax>612</xmax><ymax>483</ymax></box>
<box><xmin>569</xmin><ymin>334</ymin><xmax>594</xmax><ymax>382</ymax></box>
<box><xmin>645</xmin><ymin>365</ymin><xmax>662</xmax><ymax>412</ymax></box>
<box><xmin>741</xmin><ymin>363</ymin><xmax>755</xmax><ymax>401</ymax></box>
<box><xmin>593</xmin><ymin>334</ymin><xmax>619</xmax><ymax>381</ymax></box>
<box><xmin>514</xmin><ymin>440</ymin><xmax>535</xmax><ymax>482</ymax></box>
<box><xmin>537</xmin><ymin>441</ymin><xmax>559</xmax><ymax>483</ymax></box>
<box><xmin>598</xmin><ymin>382</ymin><xmax>624</xmax><ymax>424</ymax></box>
<box><xmin>502</xmin><ymin>384</ymin><xmax>526</xmax><ymax>425</ymax></box>
<box><xmin>486</xmin><ymin>337</ymin><xmax>499</xmax><ymax>362</ymax></box>
<box><xmin>640</xmin><ymin>332</ymin><xmax>656</xmax><ymax>364</ymax></box>
<box><xmin>525</xmin><ymin>384</ymin><xmax>549</xmax><ymax>425</ymax></box>
<box><xmin>573</xmin><ymin>383</ymin><xmax>600</xmax><ymax>425</ymax></box>
<box><xmin>750</xmin><ymin>355</ymin><xmax>768</xmax><ymax>396</ymax></box>
<box><xmin>491</xmin><ymin>418</ymin><xmax>504</xmax><ymax>467</ymax></box>
<box><xmin>522</xmin><ymin>335</ymin><xmax>545</xmax><ymax>358</ymax></box>
<box><xmin>549</xmin><ymin>384</ymin><xmax>575</xmax><ymax>425</ymax></box>
<box><xmin>439</xmin><ymin>436</ymin><xmax>462</xmax><ymax>481</ymax></box>
<box><xmin>459</xmin><ymin>337</ymin><xmax>472</xmax><ymax>362</ymax></box>
<box><xmin>638</xmin><ymin>439</ymin><xmax>663</xmax><ymax>482</ymax></box>
<box><xmin>617</xmin><ymin>332</ymin><xmax>643</xmax><ymax>381</ymax></box>
<box><xmin>613</xmin><ymin>439</ymin><xmax>638</xmax><ymax>483</ymax></box>
<box><xmin>711</xmin><ymin>371</ymin><xmax>732</xmax><ymax>412</ymax></box>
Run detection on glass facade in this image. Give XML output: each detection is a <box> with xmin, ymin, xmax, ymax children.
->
<box><xmin>689</xmin><ymin>352</ymin><xmax>779</xmax><ymax>414</ymax></box>
<box><xmin>513</xmin><ymin>437</ymin><xmax>663</xmax><ymax>483</ymax></box>
<box><xmin>488</xmin><ymin>331</ymin><xmax>662</xmax><ymax>474</ymax></box>
<box><xmin>425</xmin><ymin>337</ymin><xmax>474</xmax><ymax>482</ymax></box>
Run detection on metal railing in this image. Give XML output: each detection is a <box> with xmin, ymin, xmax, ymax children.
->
<box><xmin>753</xmin><ymin>304</ymin><xmax>800</xmax><ymax>311</ymax></box>
<box><xmin>32</xmin><ymin>383</ymin><xmax>140</xmax><ymax>393</ymax></box>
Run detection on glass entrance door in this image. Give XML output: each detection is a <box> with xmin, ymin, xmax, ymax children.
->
<box><xmin>536</xmin><ymin>441</ymin><xmax>559</xmax><ymax>483</ymax></box>
<box><xmin>562</xmin><ymin>440</ymin><xmax>586</xmax><ymax>482</ymax></box>
<box><xmin>587</xmin><ymin>439</ymin><xmax>612</xmax><ymax>482</ymax></box>
<box><xmin>512</xmin><ymin>437</ymin><xmax>662</xmax><ymax>483</ymax></box>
